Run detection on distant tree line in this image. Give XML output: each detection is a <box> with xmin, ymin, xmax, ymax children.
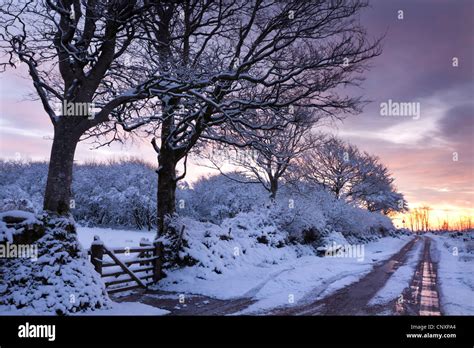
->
<box><xmin>202</xmin><ymin>133</ymin><xmax>407</xmax><ymax>215</ymax></box>
<box><xmin>405</xmin><ymin>205</ymin><xmax>473</xmax><ymax>232</ymax></box>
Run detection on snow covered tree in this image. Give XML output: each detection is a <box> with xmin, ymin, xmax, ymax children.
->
<box><xmin>300</xmin><ymin>136</ymin><xmax>406</xmax><ymax>214</ymax></box>
<box><xmin>301</xmin><ymin>136</ymin><xmax>361</xmax><ymax>199</ymax></box>
<box><xmin>120</xmin><ymin>0</ymin><xmax>382</xmax><ymax>235</ymax></box>
<box><xmin>349</xmin><ymin>154</ymin><xmax>407</xmax><ymax>214</ymax></box>
<box><xmin>0</xmin><ymin>0</ymin><xmax>183</xmax><ymax>215</ymax></box>
<box><xmin>0</xmin><ymin>0</ymin><xmax>183</xmax><ymax>313</ymax></box>
<box><xmin>200</xmin><ymin>107</ymin><xmax>323</xmax><ymax>199</ymax></box>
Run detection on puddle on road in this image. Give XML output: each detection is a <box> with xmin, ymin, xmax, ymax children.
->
<box><xmin>419</xmin><ymin>261</ymin><xmax>441</xmax><ymax>316</ymax></box>
<box><xmin>396</xmin><ymin>239</ymin><xmax>441</xmax><ymax>316</ymax></box>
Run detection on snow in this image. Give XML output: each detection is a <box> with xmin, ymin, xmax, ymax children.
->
<box><xmin>236</xmin><ymin>235</ymin><xmax>414</xmax><ymax>314</ymax></box>
<box><xmin>74</xmin><ymin>225</ymin><xmax>413</xmax><ymax>314</ymax></box>
<box><xmin>0</xmin><ymin>301</ymin><xmax>169</xmax><ymax>316</ymax></box>
<box><xmin>428</xmin><ymin>232</ymin><xmax>474</xmax><ymax>315</ymax></box>
<box><xmin>0</xmin><ymin>160</ymin><xmax>420</xmax><ymax>315</ymax></box>
<box><xmin>68</xmin><ymin>226</ymin><xmax>474</xmax><ymax>315</ymax></box>
<box><xmin>367</xmin><ymin>237</ymin><xmax>423</xmax><ymax>307</ymax></box>
<box><xmin>0</xmin><ymin>210</ymin><xmax>38</xmax><ymax>221</ymax></box>
<box><xmin>0</xmin><ymin>210</ymin><xmax>39</xmax><ymax>243</ymax></box>
<box><xmin>77</xmin><ymin>226</ymin><xmax>155</xmax><ymax>249</ymax></box>
<box><xmin>76</xmin><ymin>301</ymin><xmax>169</xmax><ymax>316</ymax></box>
<box><xmin>0</xmin><ymin>215</ymin><xmax>110</xmax><ymax>315</ymax></box>
<box><xmin>0</xmin><ymin>220</ymin><xmax>14</xmax><ymax>243</ymax></box>
<box><xmin>163</xmin><ymin>225</ymin><xmax>411</xmax><ymax>312</ymax></box>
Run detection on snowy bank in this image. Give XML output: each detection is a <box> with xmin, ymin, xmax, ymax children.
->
<box><xmin>429</xmin><ymin>232</ymin><xmax>474</xmax><ymax>315</ymax></box>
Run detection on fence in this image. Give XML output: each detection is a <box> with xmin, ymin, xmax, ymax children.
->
<box><xmin>89</xmin><ymin>236</ymin><xmax>163</xmax><ymax>294</ymax></box>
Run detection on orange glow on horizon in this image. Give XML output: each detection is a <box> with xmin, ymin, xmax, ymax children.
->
<box><xmin>392</xmin><ymin>204</ymin><xmax>473</xmax><ymax>231</ymax></box>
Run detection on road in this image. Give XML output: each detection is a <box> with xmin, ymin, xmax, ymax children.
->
<box><xmin>396</xmin><ymin>237</ymin><xmax>442</xmax><ymax>316</ymax></box>
<box><xmin>115</xmin><ymin>236</ymin><xmax>443</xmax><ymax>316</ymax></box>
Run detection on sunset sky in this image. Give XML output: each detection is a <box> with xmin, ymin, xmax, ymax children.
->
<box><xmin>0</xmin><ymin>0</ymin><xmax>472</xmax><ymax>228</ymax></box>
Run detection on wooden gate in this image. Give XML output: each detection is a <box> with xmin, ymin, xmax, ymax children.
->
<box><xmin>89</xmin><ymin>236</ymin><xmax>163</xmax><ymax>294</ymax></box>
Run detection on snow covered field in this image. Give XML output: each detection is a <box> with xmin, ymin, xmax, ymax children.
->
<box><xmin>164</xmin><ymin>235</ymin><xmax>413</xmax><ymax>314</ymax></box>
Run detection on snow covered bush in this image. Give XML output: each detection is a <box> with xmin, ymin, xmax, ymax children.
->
<box><xmin>72</xmin><ymin>159</ymin><xmax>158</xmax><ymax>229</ymax></box>
<box><xmin>221</xmin><ymin>210</ymin><xmax>287</xmax><ymax>248</ymax></box>
<box><xmin>157</xmin><ymin>215</ymin><xmax>313</xmax><ymax>277</ymax></box>
<box><xmin>158</xmin><ymin>174</ymin><xmax>396</xmax><ymax>268</ymax></box>
<box><xmin>0</xmin><ymin>159</ymin><xmax>158</xmax><ymax>230</ymax></box>
<box><xmin>224</xmin><ymin>184</ymin><xmax>395</xmax><ymax>245</ymax></box>
<box><xmin>187</xmin><ymin>174</ymin><xmax>269</xmax><ymax>223</ymax></box>
<box><xmin>0</xmin><ymin>185</ymin><xmax>37</xmax><ymax>213</ymax></box>
<box><xmin>269</xmin><ymin>186</ymin><xmax>330</xmax><ymax>244</ymax></box>
<box><xmin>158</xmin><ymin>210</ymin><xmax>286</xmax><ymax>270</ymax></box>
<box><xmin>0</xmin><ymin>210</ymin><xmax>44</xmax><ymax>244</ymax></box>
<box><xmin>319</xmin><ymin>196</ymin><xmax>394</xmax><ymax>243</ymax></box>
<box><xmin>160</xmin><ymin>208</ymin><xmax>290</xmax><ymax>271</ymax></box>
<box><xmin>0</xmin><ymin>212</ymin><xmax>110</xmax><ymax>314</ymax></box>
<box><xmin>159</xmin><ymin>191</ymin><xmax>396</xmax><ymax>273</ymax></box>
<box><xmin>0</xmin><ymin>161</ymin><xmax>46</xmax><ymax>213</ymax></box>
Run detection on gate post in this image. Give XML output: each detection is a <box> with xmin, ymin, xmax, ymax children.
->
<box><xmin>90</xmin><ymin>235</ymin><xmax>104</xmax><ymax>275</ymax></box>
<box><xmin>153</xmin><ymin>241</ymin><xmax>164</xmax><ymax>282</ymax></box>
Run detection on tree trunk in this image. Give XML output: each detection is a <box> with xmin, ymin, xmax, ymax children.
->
<box><xmin>156</xmin><ymin>95</ymin><xmax>180</xmax><ymax>236</ymax></box>
<box><xmin>269</xmin><ymin>178</ymin><xmax>278</xmax><ymax>200</ymax></box>
<box><xmin>157</xmin><ymin>147</ymin><xmax>177</xmax><ymax>235</ymax></box>
<box><xmin>43</xmin><ymin>123</ymin><xmax>80</xmax><ymax>215</ymax></box>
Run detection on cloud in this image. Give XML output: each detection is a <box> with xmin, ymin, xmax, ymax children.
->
<box><xmin>437</xmin><ymin>103</ymin><xmax>474</xmax><ymax>144</ymax></box>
